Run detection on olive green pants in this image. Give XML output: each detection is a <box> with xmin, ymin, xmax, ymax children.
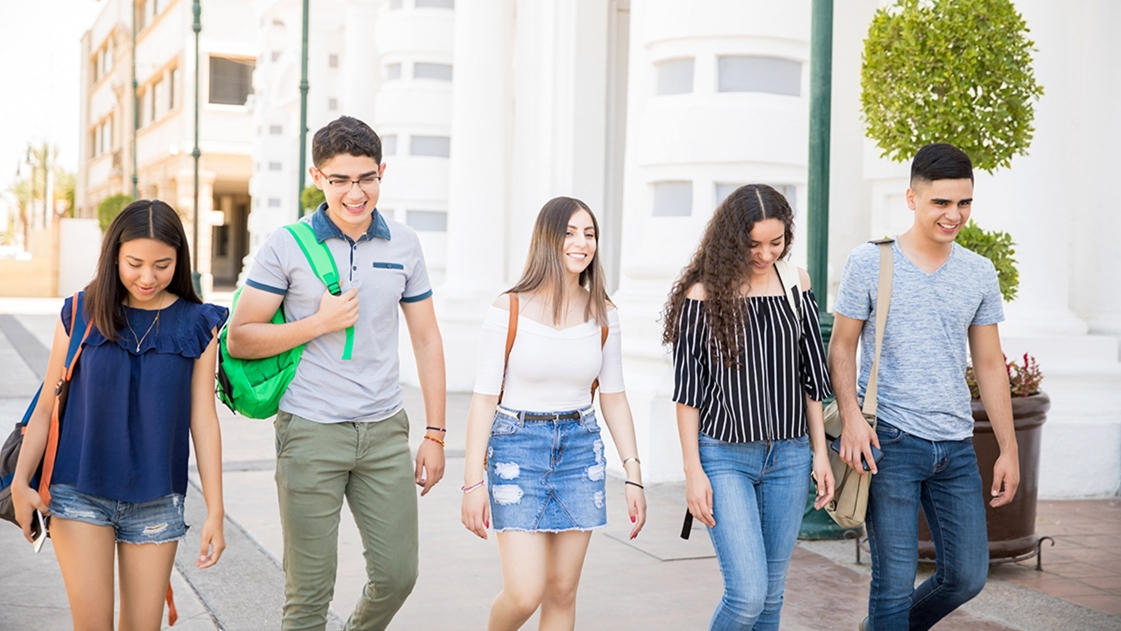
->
<box><xmin>275</xmin><ymin>409</ymin><xmax>418</xmax><ymax>631</ymax></box>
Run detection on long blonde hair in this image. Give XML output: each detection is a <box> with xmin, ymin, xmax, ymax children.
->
<box><xmin>508</xmin><ymin>196</ymin><xmax>610</xmax><ymax>326</ymax></box>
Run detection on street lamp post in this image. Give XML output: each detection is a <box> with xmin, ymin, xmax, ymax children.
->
<box><xmin>192</xmin><ymin>0</ymin><xmax>202</xmax><ymax>294</ymax></box>
<box><xmin>297</xmin><ymin>0</ymin><xmax>310</xmax><ymax>220</ymax></box>
<box><xmin>799</xmin><ymin>0</ymin><xmax>857</xmax><ymax>540</ymax></box>
<box><xmin>131</xmin><ymin>4</ymin><xmax>139</xmax><ymax>198</ymax></box>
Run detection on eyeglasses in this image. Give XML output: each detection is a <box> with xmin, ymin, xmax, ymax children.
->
<box><xmin>315</xmin><ymin>169</ymin><xmax>381</xmax><ymax>192</ymax></box>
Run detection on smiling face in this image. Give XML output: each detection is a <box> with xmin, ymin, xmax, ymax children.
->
<box><xmin>906</xmin><ymin>177</ymin><xmax>973</xmax><ymax>246</ymax></box>
<box><xmin>117</xmin><ymin>238</ymin><xmax>177</xmax><ymax>307</ymax></box>
<box><xmin>562</xmin><ymin>208</ymin><xmax>597</xmax><ymax>278</ymax></box>
<box><xmin>747</xmin><ymin>218</ymin><xmax>786</xmax><ymax>278</ymax></box>
<box><xmin>311</xmin><ymin>153</ymin><xmax>387</xmax><ymax>239</ymax></box>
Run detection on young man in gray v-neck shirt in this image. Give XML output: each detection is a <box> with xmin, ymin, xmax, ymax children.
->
<box><xmin>227</xmin><ymin>116</ymin><xmax>447</xmax><ymax>631</ymax></box>
<box><xmin>830</xmin><ymin>143</ymin><xmax>1019</xmax><ymax>631</ymax></box>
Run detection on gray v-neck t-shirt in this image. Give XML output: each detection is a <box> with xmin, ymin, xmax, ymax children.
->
<box><xmin>834</xmin><ymin>239</ymin><xmax>1003</xmax><ymax>441</ymax></box>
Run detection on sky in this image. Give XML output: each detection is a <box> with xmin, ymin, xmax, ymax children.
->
<box><xmin>0</xmin><ymin>1</ymin><xmax>102</xmax><ymax>193</ymax></box>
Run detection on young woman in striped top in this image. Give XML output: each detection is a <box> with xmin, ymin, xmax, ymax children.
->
<box><xmin>662</xmin><ymin>184</ymin><xmax>834</xmax><ymax>631</ymax></box>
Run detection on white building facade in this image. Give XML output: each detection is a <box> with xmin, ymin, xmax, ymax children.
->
<box><xmin>242</xmin><ymin>0</ymin><xmax>1121</xmax><ymax>498</ymax></box>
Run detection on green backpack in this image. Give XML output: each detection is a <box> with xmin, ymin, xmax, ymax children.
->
<box><xmin>216</xmin><ymin>222</ymin><xmax>354</xmax><ymax>419</ymax></box>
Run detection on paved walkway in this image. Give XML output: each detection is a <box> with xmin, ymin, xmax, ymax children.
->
<box><xmin>1</xmin><ymin>298</ymin><xmax>1119</xmax><ymax>630</ymax></box>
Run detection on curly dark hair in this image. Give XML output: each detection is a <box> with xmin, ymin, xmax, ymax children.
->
<box><xmin>661</xmin><ymin>184</ymin><xmax>795</xmax><ymax>367</ymax></box>
<box><xmin>312</xmin><ymin>115</ymin><xmax>382</xmax><ymax>167</ymax></box>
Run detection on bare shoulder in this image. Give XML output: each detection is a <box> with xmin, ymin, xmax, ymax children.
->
<box><xmin>685</xmin><ymin>283</ymin><xmax>707</xmax><ymax>301</ymax></box>
<box><xmin>492</xmin><ymin>293</ymin><xmax>512</xmax><ymax>310</ymax></box>
<box><xmin>797</xmin><ymin>266</ymin><xmax>811</xmax><ymax>292</ymax></box>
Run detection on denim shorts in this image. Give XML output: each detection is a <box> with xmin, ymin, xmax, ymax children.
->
<box><xmin>48</xmin><ymin>484</ymin><xmax>189</xmax><ymax>544</ymax></box>
<box><xmin>486</xmin><ymin>406</ymin><xmax>608</xmax><ymax>533</ymax></box>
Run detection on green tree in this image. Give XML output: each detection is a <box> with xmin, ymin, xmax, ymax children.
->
<box><xmin>955</xmin><ymin>219</ymin><xmax>1018</xmax><ymax>302</ymax></box>
<box><xmin>98</xmin><ymin>194</ymin><xmax>135</xmax><ymax>232</ymax></box>
<box><xmin>861</xmin><ymin>0</ymin><xmax>1044</xmax><ymax>172</ymax></box>
<box><xmin>301</xmin><ymin>185</ymin><xmax>325</xmax><ymax>216</ymax></box>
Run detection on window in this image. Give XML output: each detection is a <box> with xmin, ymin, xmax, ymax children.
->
<box><xmin>328</xmin><ymin>97</ymin><xmax>338</xmax><ymax>111</ymax></box>
<box><xmin>407</xmin><ymin>211</ymin><xmax>447</xmax><ymax>232</ymax></box>
<box><xmin>329</xmin><ymin>54</ymin><xmax>339</xmax><ymax>68</ymax></box>
<box><xmin>381</xmin><ymin>135</ymin><xmax>397</xmax><ymax>156</ymax></box>
<box><xmin>136</xmin><ymin>0</ymin><xmax>148</xmax><ymax>30</ymax></box>
<box><xmin>139</xmin><ymin>89</ymin><xmax>152</xmax><ymax>127</ymax></box>
<box><xmin>269</xmin><ymin>125</ymin><xmax>283</xmax><ymax>135</ymax></box>
<box><xmin>414</xmin><ymin>62</ymin><xmax>452</xmax><ymax>81</ymax></box>
<box><xmin>656</xmin><ymin>58</ymin><xmax>693</xmax><ymax>95</ymax></box>
<box><xmin>269</xmin><ymin>162</ymin><xmax>282</xmax><ymax>171</ymax></box>
<box><xmin>652</xmin><ymin>181</ymin><xmax>692</xmax><ymax>217</ymax></box>
<box><xmin>268</xmin><ymin>198</ymin><xmax>282</xmax><ymax>207</ymax></box>
<box><xmin>271</xmin><ymin>51</ymin><xmax>282</xmax><ymax>62</ymax></box>
<box><xmin>416</xmin><ymin>0</ymin><xmax>455</xmax><ymax>7</ymax></box>
<box><xmin>209</xmin><ymin>57</ymin><xmax>255</xmax><ymax>106</ymax></box>
<box><xmin>92</xmin><ymin>116</ymin><xmax>114</xmax><ymax>157</ymax></box>
<box><xmin>151</xmin><ymin>76</ymin><xmax>164</xmax><ymax>122</ymax></box>
<box><xmin>717</xmin><ymin>56</ymin><xmax>801</xmax><ymax>96</ymax></box>
<box><xmin>389</xmin><ymin>0</ymin><xmax>403</xmax><ymax>8</ymax></box>
<box><xmin>168</xmin><ymin>67</ymin><xmax>178</xmax><ymax>110</ymax></box>
<box><xmin>385</xmin><ymin>63</ymin><xmax>401</xmax><ymax>81</ymax></box>
<box><xmin>410</xmin><ymin>135</ymin><xmax>450</xmax><ymax>157</ymax></box>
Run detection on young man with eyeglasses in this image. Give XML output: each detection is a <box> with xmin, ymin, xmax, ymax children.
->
<box><xmin>829</xmin><ymin>143</ymin><xmax>1019</xmax><ymax>631</ymax></box>
<box><xmin>227</xmin><ymin>115</ymin><xmax>447</xmax><ymax>631</ymax></box>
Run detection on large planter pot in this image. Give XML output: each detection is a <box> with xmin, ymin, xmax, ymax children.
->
<box><xmin>918</xmin><ymin>392</ymin><xmax>1050</xmax><ymax>562</ymax></box>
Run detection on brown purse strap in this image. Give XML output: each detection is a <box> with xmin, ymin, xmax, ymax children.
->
<box><xmin>40</xmin><ymin>293</ymin><xmax>91</xmax><ymax>507</ymax></box>
<box><xmin>498</xmin><ymin>293</ymin><xmax>519</xmax><ymax>404</ymax></box>
<box><xmin>589</xmin><ymin>323</ymin><xmax>609</xmax><ymax>399</ymax></box>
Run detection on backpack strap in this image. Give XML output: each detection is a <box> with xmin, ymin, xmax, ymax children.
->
<box><xmin>773</xmin><ymin>260</ymin><xmax>802</xmax><ymax>339</ymax></box>
<box><xmin>38</xmin><ymin>292</ymin><xmax>91</xmax><ymax>507</ymax></box>
<box><xmin>497</xmin><ymin>293</ymin><xmax>519</xmax><ymax>405</ymax></box>
<box><xmin>285</xmin><ymin>223</ymin><xmax>354</xmax><ymax>360</ymax></box>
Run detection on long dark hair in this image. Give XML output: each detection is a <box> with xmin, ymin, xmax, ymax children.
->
<box><xmin>508</xmin><ymin>196</ymin><xmax>610</xmax><ymax>326</ymax></box>
<box><xmin>662</xmin><ymin>184</ymin><xmax>795</xmax><ymax>367</ymax></box>
<box><xmin>85</xmin><ymin>199</ymin><xmax>201</xmax><ymax>340</ymax></box>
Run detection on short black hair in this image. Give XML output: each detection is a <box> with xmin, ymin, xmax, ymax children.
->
<box><xmin>311</xmin><ymin>116</ymin><xmax>382</xmax><ymax>167</ymax></box>
<box><xmin>910</xmin><ymin>143</ymin><xmax>974</xmax><ymax>186</ymax></box>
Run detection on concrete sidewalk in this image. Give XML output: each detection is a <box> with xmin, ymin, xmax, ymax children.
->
<box><xmin>1</xmin><ymin>300</ymin><xmax>1119</xmax><ymax>630</ymax></box>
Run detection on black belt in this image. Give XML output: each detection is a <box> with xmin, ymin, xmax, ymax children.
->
<box><xmin>522</xmin><ymin>411</ymin><xmax>581</xmax><ymax>421</ymax></box>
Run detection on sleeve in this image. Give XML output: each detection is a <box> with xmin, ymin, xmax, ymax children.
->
<box><xmin>183</xmin><ymin>303</ymin><xmax>230</xmax><ymax>359</ymax></box>
<box><xmin>971</xmin><ymin>259</ymin><xmax>1005</xmax><ymax>326</ymax></box>
<box><xmin>798</xmin><ymin>290</ymin><xmax>833</xmax><ymax>401</ymax></box>
<box><xmin>472</xmin><ymin>306</ymin><xmax>510</xmax><ymax>395</ymax></box>
<box><xmin>60</xmin><ymin>295</ymin><xmax>74</xmax><ymax>336</ymax></box>
<box><xmin>401</xmin><ymin>230</ymin><xmax>433</xmax><ymax>303</ymax></box>
<box><xmin>595</xmin><ymin>310</ymin><xmax>625</xmax><ymax>394</ymax></box>
<box><xmin>244</xmin><ymin>230</ymin><xmax>291</xmax><ymax>296</ymax></box>
<box><xmin>671</xmin><ymin>300</ymin><xmax>709</xmax><ymax>409</ymax></box>
<box><xmin>833</xmin><ymin>245</ymin><xmax>875</xmax><ymax>321</ymax></box>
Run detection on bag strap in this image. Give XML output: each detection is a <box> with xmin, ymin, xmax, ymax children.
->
<box><xmin>773</xmin><ymin>260</ymin><xmax>802</xmax><ymax>339</ymax></box>
<box><xmin>862</xmin><ymin>241</ymin><xmax>894</xmax><ymax>418</ymax></box>
<box><xmin>589</xmin><ymin>323</ymin><xmax>609</xmax><ymax>400</ymax></box>
<box><xmin>39</xmin><ymin>292</ymin><xmax>91</xmax><ymax>507</ymax></box>
<box><xmin>497</xmin><ymin>293</ymin><xmax>519</xmax><ymax>405</ymax></box>
<box><xmin>285</xmin><ymin>222</ymin><xmax>354</xmax><ymax>360</ymax></box>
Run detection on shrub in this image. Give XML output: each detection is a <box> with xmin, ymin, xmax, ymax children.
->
<box><xmin>97</xmin><ymin>194</ymin><xmax>134</xmax><ymax>232</ymax></box>
<box><xmin>955</xmin><ymin>219</ymin><xmax>1018</xmax><ymax>302</ymax></box>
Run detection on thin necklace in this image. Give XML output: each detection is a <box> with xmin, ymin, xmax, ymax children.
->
<box><xmin>125</xmin><ymin>293</ymin><xmax>166</xmax><ymax>352</ymax></box>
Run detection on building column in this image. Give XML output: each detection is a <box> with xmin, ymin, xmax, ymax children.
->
<box><xmin>177</xmin><ymin>168</ymin><xmax>216</xmax><ymax>295</ymax></box>
<box><xmin>342</xmin><ymin>0</ymin><xmax>378</xmax><ymax>124</ymax></box>
<box><xmin>434</xmin><ymin>0</ymin><xmax>516</xmax><ymax>391</ymax></box>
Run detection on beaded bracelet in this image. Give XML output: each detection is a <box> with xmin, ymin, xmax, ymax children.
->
<box><xmin>624</xmin><ymin>480</ymin><xmax>644</xmax><ymax>490</ymax></box>
<box><xmin>461</xmin><ymin>480</ymin><xmax>485</xmax><ymax>493</ymax></box>
<box><xmin>423</xmin><ymin>434</ymin><xmax>445</xmax><ymax>447</ymax></box>
<box><xmin>426</xmin><ymin>426</ymin><xmax>447</xmax><ymax>433</ymax></box>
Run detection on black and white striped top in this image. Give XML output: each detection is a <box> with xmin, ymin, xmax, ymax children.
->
<box><xmin>672</xmin><ymin>290</ymin><xmax>832</xmax><ymax>443</ymax></box>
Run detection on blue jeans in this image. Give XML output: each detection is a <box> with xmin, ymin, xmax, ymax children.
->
<box><xmin>866</xmin><ymin>422</ymin><xmax>989</xmax><ymax>631</ymax></box>
<box><xmin>699</xmin><ymin>433</ymin><xmax>811</xmax><ymax>631</ymax></box>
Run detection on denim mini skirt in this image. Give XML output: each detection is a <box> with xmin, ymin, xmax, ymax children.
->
<box><xmin>487</xmin><ymin>406</ymin><xmax>608</xmax><ymax>533</ymax></box>
<box><xmin>49</xmin><ymin>484</ymin><xmax>188</xmax><ymax>544</ymax></box>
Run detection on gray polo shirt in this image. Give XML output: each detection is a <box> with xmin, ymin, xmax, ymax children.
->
<box><xmin>246</xmin><ymin>204</ymin><xmax>433</xmax><ymax>423</ymax></box>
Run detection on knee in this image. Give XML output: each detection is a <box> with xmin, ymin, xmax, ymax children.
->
<box><xmin>721</xmin><ymin>585</ymin><xmax>766</xmax><ymax>623</ymax></box>
<box><xmin>950</xmin><ymin>562</ymin><xmax>988</xmax><ymax>603</ymax></box>
<box><xmin>501</xmin><ymin>583</ymin><xmax>546</xmax><ymax>619</ymax></box>
<box><xmin>541</xmin><ymin>582</ymin><xmax>579</xmax><ymax>612</ymax></box>
<box><xmin>372</xmin><ymin>566</ymin><xmax>418</xmax><ymax>605</ymax></box>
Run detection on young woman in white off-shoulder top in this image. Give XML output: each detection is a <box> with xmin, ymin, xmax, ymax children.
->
<box><xmin>461</xmin><ymin>196</ymin><xmax>647</xmax><ymax>631</ymax></box>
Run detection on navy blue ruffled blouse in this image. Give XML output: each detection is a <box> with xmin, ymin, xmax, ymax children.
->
<box><xmin>54</xmin><ymin>294</ymin><xmax>228</xmax><ymax>503</ymax></box>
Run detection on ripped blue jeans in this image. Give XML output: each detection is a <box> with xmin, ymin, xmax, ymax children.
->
<box><xmin>487</xmin><ymin>406</ymin><xmax>608</xmax><ymax>532</ymax></box>
<box><xmin>48</xmin><ymin>484</ymin><xmax>188</xmax><ymax>544</ymax></box>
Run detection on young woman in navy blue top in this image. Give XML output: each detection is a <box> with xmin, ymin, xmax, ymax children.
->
<box><xmin>11</xmin><ymin>200</ymin><xmax>227</xmax><ymax>631</ymax></box>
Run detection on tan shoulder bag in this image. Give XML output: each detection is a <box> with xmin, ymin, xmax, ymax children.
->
<box><xmin>822</xmin><ymin>240</ymin><xmax>893</xmax><ymax>529</ymax></box>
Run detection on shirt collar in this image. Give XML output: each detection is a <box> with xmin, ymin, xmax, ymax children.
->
<box><xmin>310</xmin><ymin>202</ymin><xmax>392</xmax><ymax>243</ymax></box>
